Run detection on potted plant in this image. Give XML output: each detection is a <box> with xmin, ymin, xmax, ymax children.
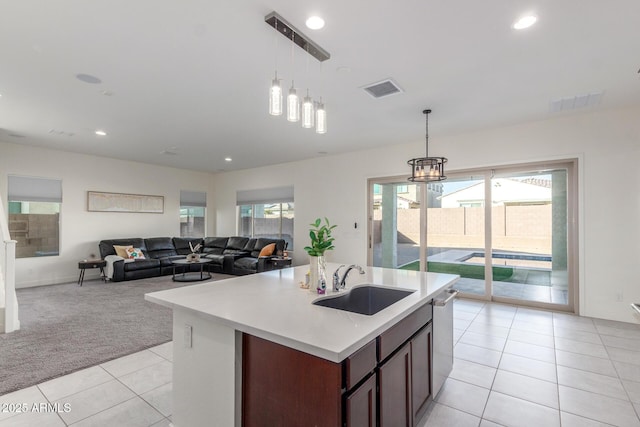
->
<box><xmin>304</xmin><ymin>218</ymin><xmax>337</xmax><ymax>293</ymax></box>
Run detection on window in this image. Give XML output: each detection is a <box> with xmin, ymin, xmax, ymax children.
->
<box><xmin>8</xmin><ymin>175</ymin><xmax>62</xmax><ymax>258</ymax></box>
<box><xmin>237</xmin><ymin>202</ymin><xmax>294</xmax><ymax>250</ymax></box>
<box><xmin>236</xmin><ymin>186</ymin><xmax>294</xmax><ymax>250</ymax></box>
<box><xmin>180</xmin><ymin>191</ymin><xmax>206</xmax><ymax>237</ymax></box>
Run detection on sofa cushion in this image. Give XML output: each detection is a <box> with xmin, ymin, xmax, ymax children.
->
<box><xmin>144</xmin><ymin>237</ymin><xmax>178</xmax><ymax>259</ymax></box>
<box><xmin>202</xmin><ymin>253</ymin><xmax>225</xmax><ymax>267</ymax></box>
<box><xmin>250</xmin><ymin>238</ymin><xmax>285</xmax><ymax>258</ymax></box>
<box><xmin>234</xmin><ymin>256</ymin><xmax>258</xmax><ymax>271</ymax></box>
<box><xmin>259</xmin><ymin>243</ymin><xmax>276</xmax><ymax>257</ymax></box>
<box><xmin>123</xmin><ymin>259</ymin><xmax>160</xmax><ymax>272</ymax></box>
<box><xmin>114</xmin><ymin>245</ymin><xmax>133</xmax><ymax>258</ymax></box>
<box><xmin>226</xmin><ymin>236</ymin><xmax>250</xmax><ymax>251</ymax></box>
<box><xmin>202</xmin><ymin>237</ymin><xmax>229</xmax><ymax>255</ymax></box>
<box><xmin>158</xmin><ymin>255</ymin><xmax>184</xmax><ymax>267</ymax></box>
<box><xmin>99</xmin><ymin>238</ymin><xmax>146</xmax><ymax>259</ymax></box>
<box><xmin>126</xmin><ymin>247</ymin><xmax>146</xmax><ymax>259</ymax></box>
<box><xmin>222</xmin><ymin>237</ymin><xmax>250</xmax><ymax>256</ymax></box>
<box><xmin>173</xmin><ymin>237</ymin><xmax>204</xmax><ymax>255</ymax></box>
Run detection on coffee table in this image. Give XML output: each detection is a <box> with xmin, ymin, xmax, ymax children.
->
<box><xmin>171</xmin><ymin>258</ymin><xmax>213</xmax><ymax>282</ymax></box>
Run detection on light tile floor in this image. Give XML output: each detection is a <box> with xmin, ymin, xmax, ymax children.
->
<box><xmin>0</xmin><ymin>343</ymin><xmax>173</xmax><ymax>427</ymax></box>
<box><xmin>2</xmin><ymin>300</ymin><xmax>640</xmax><ymax>426</ymax></box>
<box><xmin>419</xmin><ymin>299</ymin><xmax>640</xmax><ymax>427</ymax></box>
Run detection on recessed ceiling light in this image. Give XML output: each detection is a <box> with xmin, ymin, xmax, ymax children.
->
<box><xmin>224</xmin><ymin>157</ymin><xmax>232</xmax><ymax>162</ymax></box>
<box><xmin>76</xmin><ymin>74</ymin><xmax>102</xmax><ymax>84</ymax></box>
<box><xmin>95</xmin><ymin>130</ymin><xmax>107</xmax><ymax>136</ymax></box>
<box><xmin>306</xmin><ymin>16</ymin><xmax>325</xmax><ymax>30</ymax></box>
<box><xmin>513</xmin><ymin>15</ymin><xmax>537</xmax><ymax>30</ymax></box>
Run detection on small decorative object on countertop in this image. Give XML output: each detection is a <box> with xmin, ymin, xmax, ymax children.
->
<box><xmin>300</xmin><ymin>271</ymin><xmax>311</xmax><ymax>289</ymax></box>
<box><xmin>304</xmin><ymin>217</ymin><xmax>337</xmax><ymax>293</ymax></box>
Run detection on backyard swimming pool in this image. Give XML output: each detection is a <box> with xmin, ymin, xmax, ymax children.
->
<box><xmin>461</xmin><ymin>252</ymin><xmax>551</xmax><ymax>269</ymax></box>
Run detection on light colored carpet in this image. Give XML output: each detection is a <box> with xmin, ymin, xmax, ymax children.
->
<box><xmin>0</xmin><ymin>273</ymin><xmax>234</xmax><ymax>396</ymax></box>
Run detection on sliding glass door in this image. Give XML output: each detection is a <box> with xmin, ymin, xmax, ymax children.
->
<box><xmin>368</xmin><ymin>160</ymin><xmax>576</xmax><ymax>311</ymax></box>
<box><xmin>368</xmin><ymin>180</ymin><xmax>422</xmax><ymax>269</ymax></box>
<box><xmin>490</xmin><ymin>168</ymin><xmax>570</xmax><ymax>305</ymax></box>
<box><xmin>425</xmin><ymin>176</ymin><xmax>486</xmax><ymax>297</ymax></box>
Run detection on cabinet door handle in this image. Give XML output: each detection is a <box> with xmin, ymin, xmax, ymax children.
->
<box><xmin>632</xmin><ymin>303</ymin><xmax>640</xmax><ymax>315</ymax></box>
<box><xmin>432</xmin><ymin>289</ymin><xmax>459</xmax><ymax>307</ymax></box>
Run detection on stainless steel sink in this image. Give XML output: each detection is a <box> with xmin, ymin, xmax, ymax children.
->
<box><xmin>313</xmin><ymin>285</ymin><xmax>415</xmax><ymax>315</ymax></box>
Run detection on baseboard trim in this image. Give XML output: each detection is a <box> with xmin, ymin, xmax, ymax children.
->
<box><xmin>16</xmin><ymin>274</ymin><xmax>83</xmax><ymax>289</ymax></box>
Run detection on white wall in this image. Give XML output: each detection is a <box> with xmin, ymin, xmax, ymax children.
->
<box><xmin>0</xmin><ymin>142</ymin><xmax>214</xmax><ymax>288</ymax></box>
<box><xmin>2</xmin><ymin>106</ymin><xmax>638</xmax><ymax>322</ymax></box>
<box><xmin>213</xmin><ymin>106</ymin><xmax>640</xmax><ymax>323</ymax></box>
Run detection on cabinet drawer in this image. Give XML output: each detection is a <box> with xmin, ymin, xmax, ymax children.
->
<box><xmin>345</xmin><ymin>339</ymin><xmax>376</xmax><ymax>390</ymax></box>
<box><xmin>377</xmin><ymin>303</ymin><xmax>432</xmax><ymax>362</ymax></box>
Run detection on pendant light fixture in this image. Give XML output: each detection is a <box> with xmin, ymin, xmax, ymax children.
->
<box><xmin>302</xmin><ymin>90</ymin><xmax>314</xmax><ymax>128</ymax></box>
<box><xmin>301</xmin><ymin>46</ymin><xmax>314</xmax><ymax>128</ymax></box>
<box><xmin>268</xmin><ymin>19</ymin><xmax>282</xmax><ymax>116</ymax></box>
<box><xmin>269</xmin><ymin>72</ymin><xmax>283</xmax><ymax>116</ymax></box>
<box><xmin>408</xmin><ymin>109</ymin><xmax>447</xmax><ymax>182</ymax></box>
<box><xmin>286</xmin><ymin>25</ymin><xmax>300</xmax><ymax>122</ymax></box>
<box><xmin>265</xmin><ymin>12</ymin><xmax>330</xmax><ymax>133</ymax></box>
<box><xmin>315</xmin><ymin>99</ymin><xmax>327</xmax><ymax>134</ymax></box>
<box><xmin>287</xmin><ymin>83</ymin><xmax>300</xmax><ymax>122</ymax></box>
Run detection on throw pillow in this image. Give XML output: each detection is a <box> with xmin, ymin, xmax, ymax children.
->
<box><xmin>113</xmin><ymin>245</ymin><xmax>133</xmax><ymax>258</ymax></box>
<box><xmin>125</xmin><ymin>247</ymin><xmax>146</xmax><ymax>259</ymax></box>
<box><xmin>258</xmin><ymin>243</ymin><xmax>276</xmax><ymax>257</ymax></box>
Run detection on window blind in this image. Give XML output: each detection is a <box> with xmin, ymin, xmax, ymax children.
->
<box><xmin>236</xmin><ymin>186</ymin><xmax>294</xmax><ymax>205</ymax></box>
<box><xmin>8</xmin><ymin>175</ymin><xmax>62</xmax><ymax>203</ymax></box>
<box><xmin>180</xmin><ymin>190</ymin><xmax>207</xmax><ymax>207</ymax></box>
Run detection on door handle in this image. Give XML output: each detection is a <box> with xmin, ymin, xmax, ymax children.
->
<box><xmin>432</xmin><ymin>289</ymin><xmax>459</xmax><ymax>307</ymax></box>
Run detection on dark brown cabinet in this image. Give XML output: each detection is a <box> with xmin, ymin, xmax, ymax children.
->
<box><xmin>411</xmin><ymin>324</ymin><xmax>432</xmax><ymax>425</ymax></box>
<box><xmin>379</xmin><ymin>342</ymin><xmax>412</xmax><ymax>427</ymax></box>
<box><xmin>242</xmin><ymin>303</ymin><xmax>434</xmax><ymax>427</ymax></box>
<box><xmin>346</xmin><ymin>373</ymin><xmax>377</xmax><ymax>427</ymax></box>
<box><xmin>242</xmin><ymin>334</ymin><xmax>342</xmax><ymax>427</ymax></box>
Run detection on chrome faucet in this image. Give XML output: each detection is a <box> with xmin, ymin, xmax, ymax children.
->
<box><xmin>333</xmin><ymin>264</ymin><xmax>365</xmax><ymax>291</ymax></box>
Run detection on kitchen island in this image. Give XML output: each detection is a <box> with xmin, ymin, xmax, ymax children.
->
<box><xmin>145</xmin><ymin>263</ymin><xmax>458</xmax><ymax>427</ymax></box>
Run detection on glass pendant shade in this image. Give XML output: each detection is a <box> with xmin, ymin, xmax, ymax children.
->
<box><xmin>315</xmin><ymin>101</ymin><xmax>327</xmax><ymax>134</ymax></box>
<box><xmin>269</xmin><ymin>76</ymin><xmax>283</xmax><ymax>116</ymax></box>
<box><xmin>287</xmin><ymin>84</ymin><xmax>300</xmax><ymax>122</ymax></box>
<box><xmin>302</xmin><ymin>93</ymin><xmax>314</xmax><ymax>128</ymax></box>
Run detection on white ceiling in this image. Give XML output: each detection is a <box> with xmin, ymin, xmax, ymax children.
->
<box><xmin>1</xmin><ymin>0</ymin><xmax>639</xmax><ymax>173</ymax></box>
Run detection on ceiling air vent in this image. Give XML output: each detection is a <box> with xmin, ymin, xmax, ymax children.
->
<box><xmin>550</xmin><ymin>91</ymin><xmax>604</xmax><ymax>113</ymax></box>
<box><xmin>362</xmin><ymin>79</ymin><xmax>403</xmax><ymax>99</ymax></box>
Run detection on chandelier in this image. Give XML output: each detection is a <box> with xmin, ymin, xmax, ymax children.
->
<box><xmin>408</xmin><ymin>109</ymin><xmax>447</xmax><ymax>182</ymax></box>
<box><xmin>266</xmin><ymin>12</ymin><xmax>330</xmax><ymax>134</ymax></box>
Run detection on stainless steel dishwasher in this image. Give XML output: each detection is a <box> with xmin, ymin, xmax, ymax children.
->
<box><xmin>431</xmin><ymin>288</ymin><xmax>458</xmax><ymax>398</ymax></box>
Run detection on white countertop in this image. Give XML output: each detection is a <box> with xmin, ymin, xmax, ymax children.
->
<box><xmin>145</xmin><ymin>264</ymin><xmax>458</xmax><ymax>363</ymax></box>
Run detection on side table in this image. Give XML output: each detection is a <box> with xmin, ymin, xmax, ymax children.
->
<box><xmin>270</xmin><ymin>257</ymin><xmax>292</xmax><ymax>270</ymax></box>
<box><xmin>78</xmin><ymin>259</ymin><xmax>107</xmax><ymax>286</ymax></box>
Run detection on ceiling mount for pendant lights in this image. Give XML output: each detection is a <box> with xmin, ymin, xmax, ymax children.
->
<box><xmin>408</xmin><ymin>109</ymin><xmax>447</xmax><ymax>183</ymax></box>
<box><xmin>265</xmin><ymin>12</ymin><xmax>330</xmax><ymax>62</ymax></box>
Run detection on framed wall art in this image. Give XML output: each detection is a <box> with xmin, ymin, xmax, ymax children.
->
<box><xmin>87</xmin><ymin>191</ymin><xmax>164</xmax><ymax>213</ymax></box>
